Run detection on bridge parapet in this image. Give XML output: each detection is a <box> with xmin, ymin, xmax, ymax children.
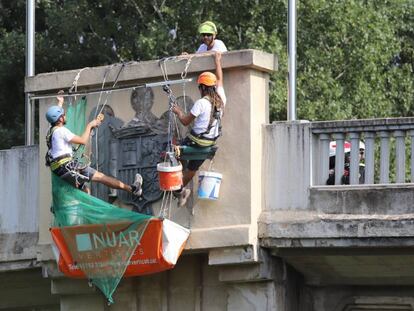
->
<box><xmin>0</xmin><ymin>145</ymin><xmax>39</xmax><ymax>271</ymax></box>
<box><xmin>261</xmin><ymin>119</ymin><xmax>414</xmax><ymax>248</ymax></box>
<box><xmin>260</xmin><ymin>120</ymin><xmax>414</xmax><ymax>289</ymax></box>
<box><xmin>312</xmin><ymin>117</ymin><xmax>414</xmax><ymax>185</ymax></box>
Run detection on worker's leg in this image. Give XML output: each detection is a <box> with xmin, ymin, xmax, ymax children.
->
<box><xmin>183</xmin><ymin>159</ymin><xmax>205</xmax><ymax>186</ymax></box>
<box><xmin>174</xmin><ymin>159</ymin><xmax>204</xmax><ymax>207</ymax></box>
<box><xmin>92</xmin><ymin>171</ymin><xmax>132</xmax><ymax>192</ymax></box>
<box><xmin>81</xmin><ymin>185</ymin><xmax>91</xmax><ymax>194</ymax></box>
<box><xmin>79</xmin><ymin>163</ymin><xmax>143</xmax><ymax>196</ymax></box>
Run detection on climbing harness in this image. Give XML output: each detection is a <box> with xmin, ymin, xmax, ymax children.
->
<box><xmin>45</xmin><ymin>66</ymin><xmax>106</xmax><ymax>188</ymax></box>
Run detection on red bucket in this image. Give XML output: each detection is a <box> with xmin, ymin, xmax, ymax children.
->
<box><xmin>157</xmin><ymin>162</ymin><xmax>183</xmax><ymax>191</ymax></box>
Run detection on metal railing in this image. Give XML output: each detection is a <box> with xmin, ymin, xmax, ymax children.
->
<box><xmin>311</xmin><ymin>118</ymin><xmax>414</xmax><ymax>186</ymax></box>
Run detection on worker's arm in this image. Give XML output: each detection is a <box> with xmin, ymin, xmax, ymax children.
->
<box><xmin>56</xmin><ymin>90</ymin><xmax>65</xmax><ymax>108</ymax></box>
<box><xmin>172</xmin><ymin>105</ymin><xmax>196</xmax><ymax>126</ymax></box>
<box><xmin>215</xmin><ymin>52</ymin><xmax>223</xmax><ymax>88</ymax></box>
<box><xmin>69</xmin><ymin>119</ymin><xmax>101</xmax><ymax>145</ymax></box>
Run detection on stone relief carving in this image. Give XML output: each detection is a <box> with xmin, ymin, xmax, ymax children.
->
<box><xmin>89</xmin><ymin>105</ymin><xmax>124</xmax><ymax>201</ymax></box>
<box><xmin>125</xmin><ymin>87</ymin><xmax>158</xmax><ymax>129</ymax></box>
<box><xmin>88</xmin><ymin>88</ymin><xmax>194</xmax><ymax>215</ymax></box>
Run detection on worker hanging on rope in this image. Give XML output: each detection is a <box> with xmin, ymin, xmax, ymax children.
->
<box><xmin>172</xmin><ymin>52</ymin><xmax>226</xmax><ymax>206</ymax></box>
<box><xmin>196</xmin><ymin>21</ymin><xmax>227</xmax><ymax>54</ymax></box>
<box><xmin>45</xmin><ymin>91</ymin><xmax>143</xmax><ymax>196</ymax></box>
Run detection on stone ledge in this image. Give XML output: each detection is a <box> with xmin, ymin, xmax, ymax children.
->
<box><xmin>310</xmin><ymin>185</ymin><xmax>414</xmax><ymax>215</ymax></box>
<box><xmin>25</xmin><ymin>49</ymin><xmax>277</xmax><ymax>93</ymax></box>
<box><xmin>187</xmin><ymin>225</ymin><xmax>252</xmax><ymax>249</ymax></box>
<box><xmin>209</xmin><ymin>245</ymin><xmax>259</xmax><ymax>266</ymax></box>
<box><xmin>259</xmin><ymin>211</ymin><xmax>414</xmax><ymax>240</ymax></box>
<box><xmin>0</xmin><ymin>259</ymin><xmax>40</xmax><ymax>272</ymax></box>
<box><xmin>262</xmin><ymin>237</ymin><xmax>414</xmax><ymax>249</ymax></box>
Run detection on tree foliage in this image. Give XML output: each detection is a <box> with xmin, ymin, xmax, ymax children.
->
<box><xmin>0</xmin><ymin>0</ymin><xmax>412</xmax><ymax>149</ymax></box>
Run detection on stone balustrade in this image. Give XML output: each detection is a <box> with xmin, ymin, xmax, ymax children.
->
<box><xmin>311</xmin><ymin>118</ymin><xmax>414</xmax><ymax>186</ymax></box>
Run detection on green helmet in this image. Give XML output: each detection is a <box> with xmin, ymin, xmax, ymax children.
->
<box><xmin>198</xmin><ymin>21</ymin><xmax>217</xmax><ymax>35</ymax></box>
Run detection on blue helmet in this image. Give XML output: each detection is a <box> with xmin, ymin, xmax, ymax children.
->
<box><xmin>45</xmin><ymin>106</ymin><xmax>64</xmax><ymax>124</ymax></box>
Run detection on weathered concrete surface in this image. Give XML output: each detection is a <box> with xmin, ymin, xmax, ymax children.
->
<box><xmin>227</xmin><ymin>283</ymin><xmax>277</xmax><ymax>311</ymax></box>
<box><xmin>310</xmin><ymin>185</ymin><xmax>414</xmax><ymax>215</ymax></box>
<box><xmin>209</xmin><ymin>245</ymin><xmax>259</xmax><ymax>266</ymax></box>
<box><xmin>0</xmin><ymin>268</ymin><xmax>59</xmax><ymax>310</ymax></box>
<box><xmin>259</xmin><ymin>211</ymin><xmax>414</xmax><ymax>240</ymax></box>
<box><xmin>0</xmin><ymin>146</ymin><xmax>39</xmax><ymax>267</ymax></box>
<box><xmin>264</xmin><ymin>121</ymin><xmax>311</xmax><ymax>211</ymax></box>
<box><xmin>51</xmin><ymin>254</ymin><xmax>229</xmax><ymax>311</ymax></box>
<box><xmin>0</xmin><ymin>145</ymin><xmax>38</xmax><ymax>234</ymax></box>
<box><xmin>272</xmin><ymin>250</ymin><xmax>414</xmax><ymax>286</ymax></box>
<box><xmin>0</xmin><ymin>232</ymin><xmax>38</xmax><ymax>263</ymax></box>
<box><xmin>310</xmin><ymin>285</ymin><xmax>414</xmax><ymax>311</ymax></box>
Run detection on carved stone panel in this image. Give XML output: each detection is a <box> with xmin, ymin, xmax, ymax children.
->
<box><xmin>111</xmin><ymin>125</ymin><xmax>168</xmax><ymax>214</ymax></box>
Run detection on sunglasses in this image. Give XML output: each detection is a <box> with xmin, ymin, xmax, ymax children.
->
<box><xmin>201</xmin><ymin>33</ymin><xmax>213</xmax><ymax>38</ymax></box>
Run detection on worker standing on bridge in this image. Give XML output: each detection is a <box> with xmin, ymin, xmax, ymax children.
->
<box><xmin>45</xmin><ymin>92</ymin><xmax>143</xmax><ymax>196</ymax></box>
<box><xmin>172</xmin><ymin>52</ymin><xmax>226</xmax><ymax>207</ymax></box>
<box><xmin>196</xmin><ymin>21</ymin><xmax>227</xmax><ymax>53</ymax></box>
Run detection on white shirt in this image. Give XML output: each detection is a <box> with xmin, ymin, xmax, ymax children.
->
<box><xmin>50</xmin><ymin>127</ymin><xmax>75</xmax><ymax>159</ymax></box>
<box><xmin>196</xmin><ymin>40</ymin><xmax>227</xmax><ymax>53</ymax></box>
<box><xmin>190</xmin><ymin>86</ymin><xmax>226</xmax><ymax>139</ymax></box>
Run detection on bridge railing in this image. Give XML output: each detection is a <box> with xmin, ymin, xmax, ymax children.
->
<box><xmin>311</xmin><ymin>118</ymin><xmax>414</xmax><ymax>186</ymax></box>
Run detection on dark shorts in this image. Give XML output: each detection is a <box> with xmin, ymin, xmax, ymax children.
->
<box><xmin>53</xmin><ymin>160</ymin><xmax>96</xmax><ymax>189</ymax></box>
<box><xmin>181</xmin><ymin>136</ymin><xmax>206</xmax><ymax>171</ymax></box>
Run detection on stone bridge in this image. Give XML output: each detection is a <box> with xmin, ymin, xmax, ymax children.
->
<box><xmin>1</xmin><ymin>50</ymin><xmax>413</xmax><ymax>311</ymax></box>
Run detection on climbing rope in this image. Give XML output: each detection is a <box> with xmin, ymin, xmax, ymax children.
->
<box><xmin>69</xmin><ymin>67</ymin><xmax>90</xmax><ymax>99</ymax></box>
<box><xmin>181</xmin><ymin>55</ymin><xmax>193</xmax><ymax>115</ymax></box>
<box><xmin>158</xmin><ymin>190</ymin><xmax>174</xmax><ymax>219</ymax></box>
<box><xmin>64</xmin><ymin>67</ymin><xmax>93</xmax><ymax>187</ymax></box>
<box><xmin>92</xmin><ymin>63</ymin><xmax>125</xmax><ymax>171</ymax></box>
<box><xmin>95</xmin><ymin>63</ymin><xmax>125</xmax><ymax>118</ymax></box>
<box><xmin>158</xmin><ymin>56</ymin><xmax>195</xmax><ymax>217</ymax></box>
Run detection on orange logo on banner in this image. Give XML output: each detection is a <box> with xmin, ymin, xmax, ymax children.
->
<box><xmin>51</xmin><ymin>218</ymin><xmax>175</xmax><ymax>278</ymax></box>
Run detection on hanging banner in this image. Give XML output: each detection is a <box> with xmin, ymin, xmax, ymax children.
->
<box><xmin>51</xmin><ymin>218</ymin><xmax>190</xmax><ymax>278</ymax></box>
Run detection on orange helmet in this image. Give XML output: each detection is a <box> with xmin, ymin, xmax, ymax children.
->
<box><xmin>197</xmin><ymin>72</ymin><xmax>217</xmax><ymax>87</ymax></box>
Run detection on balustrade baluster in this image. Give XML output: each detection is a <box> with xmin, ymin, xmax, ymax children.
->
<box><xmin>319</xmin><ymin>134</ymin><xmax>331</xmax><ymax>185</ymax></box>
<box><xmin>349</xmin><ymin>133</ymin><xmax>360</xmax><ymax>185</ymax></box>
<box><xmin>410</xmin><ymin>130</ymin><xmax>414</xmax><ymax>183</ymax></box>
<box><xmin>394</xmin><ymin>130</ymin><xmax>406</xmax><ymax>183</ymax></box>
<box><xmin>364</xmin><ymin>132</ymin><xmax>375</xmax><ymax>184</ymax></box>
<box><xmin>332</xmin><ymin>133</ymin><xmax>345</xmax><ymax>185</ymax></box>
<box><xmin>378</xmin><ymin>131</ymin><xmax>390</xmax><ymax>184</ymax></box>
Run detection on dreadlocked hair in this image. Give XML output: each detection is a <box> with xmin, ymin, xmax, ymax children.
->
<box><xmin>200</xmin><ymin>85</ymin><xmax>223</xmax><ymax>111</ymax></box>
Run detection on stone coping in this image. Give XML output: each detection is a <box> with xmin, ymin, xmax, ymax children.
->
<box><xmin>25</xmin><ymin>49</ymin><xmax>277</xmax><ymax>93</ymax></box>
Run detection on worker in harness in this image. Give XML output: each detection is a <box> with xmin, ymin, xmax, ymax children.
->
<box><xmin>172</xmin><ymin>52</ymin><xmax>226</xmax><ymax>206</ymax></box>
<box><xmin>45</xmin><ymin>93</ymin><xmax>143</xmax><ymax>196</ymax></box>
<box><xmin>196</xmin><ymin>21</ymin><xmax>227</xmax><ymax>53</ymax></box>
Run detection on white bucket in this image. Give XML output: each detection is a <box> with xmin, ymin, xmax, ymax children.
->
<box><xmin>198</xmin><ymin>171</ymin><xmax>223</xmax><ymax>200</ymax></box>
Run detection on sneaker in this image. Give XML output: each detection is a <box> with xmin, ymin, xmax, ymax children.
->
<box><xmin>177</xmin><ymin>188</ymin><xmax>191</xmax><ymax>208</ymax></box>
<box><xmin>131</xmin><ymin>173</ymin><xmax>143</xmax><ymax>196</ymax></box>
